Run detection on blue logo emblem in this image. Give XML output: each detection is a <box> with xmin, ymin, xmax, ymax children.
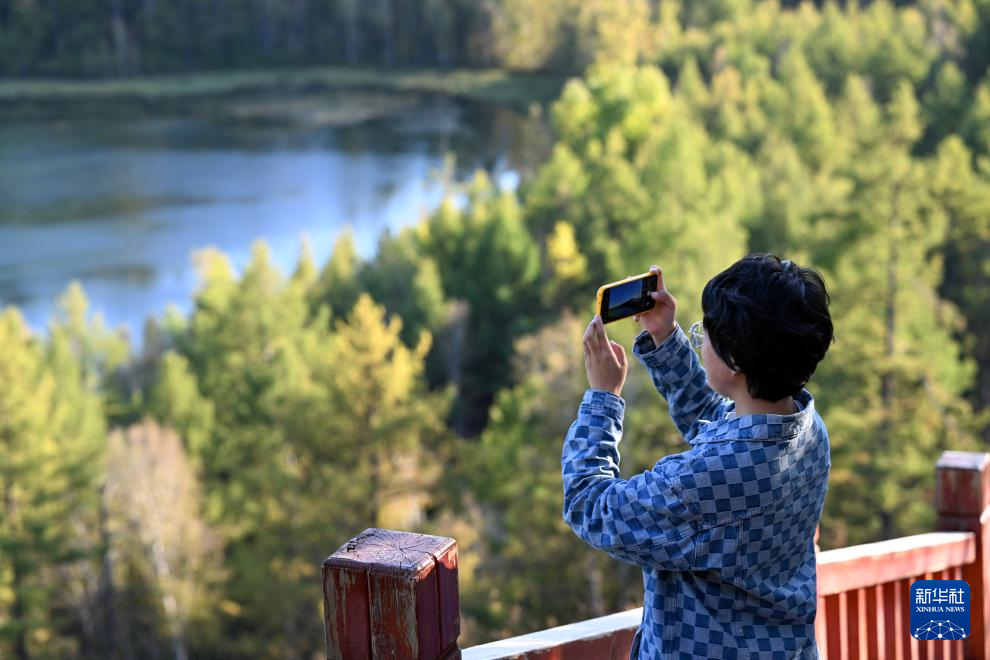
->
<box><xmin>910</xmin><ymin>579</ymin><xmax>970</xmax><ymax>640</ymax></box>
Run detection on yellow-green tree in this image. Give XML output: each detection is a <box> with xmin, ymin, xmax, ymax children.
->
<box><xmin>0</xmin><ymin>296</ymin><xmax>107</xmax><ymax>657</ymax></box>
<box><xmin>328</xmin><ymin>293</ymin><xmax>452</xmax><ymax>529</ymax></box>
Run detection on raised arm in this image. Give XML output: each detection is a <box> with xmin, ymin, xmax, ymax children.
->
<box><xmin>631</xmin><ymin>265</ymin><xmax>731</xmax><ymax>443</ymax></box>
<box><xmin>632</xmin><ymin>324</ymin><xmax>731</xmax><ymax>444</ymax></box>
<box><xmin>561</xmin><ymin>388</ymin><xmax>699</xmax><ymax>571</ymax></box>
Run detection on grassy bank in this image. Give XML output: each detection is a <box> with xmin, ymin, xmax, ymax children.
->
<box><xmin>0</xmin><ymin>66</ymin><xmax>567</xmax><ymax>118</ymax></box>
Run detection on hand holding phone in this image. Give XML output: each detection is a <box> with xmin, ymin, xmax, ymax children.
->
<box><xmin>632</xmin><ymin>265</ymin><xmax>677</xmax><ymax>346</ymax></box>
<box><xmin>583</xmin><ymin>315</ymin><xmax>627</xmax><ymax>397</ymax></box>
<box><xmin>596</xmin><ymin>270</ymin><xmax>659</xmax><ymax>324</ymax></box>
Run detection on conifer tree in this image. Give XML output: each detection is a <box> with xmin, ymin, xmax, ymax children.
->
<box><xmin>0</xmin><ymin>299</ymin><xmax>106</xmax><ymax>657</ymax></box>
<box><xmin>418</xmin><ymin>171</ymin><xmax>541</xmax><ymax>435</ymax></box>
<box><xmin>327</xmin><ymin>293</ymin><xmax>450</xmax><ymax>529</ymax></box>
<box><xmin>359</xmin><ymin>226</ymin><xmax>448</xmax><ymax>349</ymax></box>
<box><xmin>811</xmin><ymin>77</ymin><xmax>982</xmax><ymax>546</ymax></box>
<box><xmin>311</xmin><ymin>226</ymin><xmax>363</xmax><ymax>321</ymax></box>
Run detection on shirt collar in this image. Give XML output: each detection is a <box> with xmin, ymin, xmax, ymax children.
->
<box><xmin>690</xmin><ymin>388</ymin><xmax>816</xmax><ymax>445</ymax></box>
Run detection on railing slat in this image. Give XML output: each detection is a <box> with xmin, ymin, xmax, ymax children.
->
<box><xmin>901</xmin><ymin>577</ymin><xmax>920</xmax><ymax>660</ymax></box>
<box><xmin>873</xmin><ymin>584</ymin><xmax>894</xmax><ymax>658</ymax></box>
<box><xmin>825</xmin><ymin>592</ymin><xmax>845</xmax><ymax>660</ymax></box>
<box><xmin>864</xmin><ymin>584</ymin><xmax>880</xmax><ymax>659</ymax></box>
<box><xmin>846</xmin><ymin>587</ymin><xmax>864</xmax><ymax>659</ymax></box>
<box><xmin>880</xmin><ymin>580</ymin><xmax>897</xmax><ymax>659</ymax></box>
<box><xmin>932</xmin><ymin>569</ymin><xmax>948</xmax><ymax>660</ymax></box>
<box><xmin>919</xmin><ymin>572</ymin><xmax>934</xmax><ymax>660</ymax></box>
<box><xmin>896</xmin><ymin>578</ymin><xmax>910</xmax><ymax>660</ymax></box>
<box><xmin>950</xmin><ymin>565</ymin><xmax>964</xmax><ymax>660</ymax></box>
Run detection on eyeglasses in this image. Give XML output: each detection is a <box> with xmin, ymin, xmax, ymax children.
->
<box><xmin>688</xmin><ymin>321</ymin><xmax>705</xmax><ymax>350</ymax></box>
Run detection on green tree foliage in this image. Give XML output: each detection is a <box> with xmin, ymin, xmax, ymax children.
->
<box><xmin>0</xmin><ymin>0</ymin><xmax>496</xmax><ymax>75</ymax></box>
<box><xmin>490</xmin><ymin>0</ymin><xmax>575</xmax><ymax>72</ymax></box>
<box><xmin>464</xmin><ymin>0</ymin><xmax>990</xmax><ymax>639</ymax></box>
<box><xmin>416</xmin><ymin>171</ymin><xmax>541</xmax><ymax>435</ymax></box>
<box><xmin>3</xmin><ymin>1</ymin><xmax>990</xmax><ymax>656</ymax></box>
<box><xmin>147</xmin><ymin>241</ymin><xmax>450</xmax><ymax>656</ymax></box>
<box><xmin>526</xmin><ymin>64</ymin><xmax>751</xmax><ymax>320</ymax></box>
<box><xmin>807</xmin><ymin>79</ymin><xmax>982</xmax><ymax>545</ymax></box>
<box><xmin>311</xmin><ymin>226</ymin><xmax>363</xmax><ymax>321</ymax></box>
<box><xmin>0</xmin><ymin>0</ymin><xmax>656</xmax><ymax>76</ymax></box>
<box><xmin>459</xmin><ymin>315</ymin><xmax>610</xmax><ymax>639</ymax></box>
<box><xmin>0</xmin><ymin>292</ymin><xmax>107</xmax><ymax>658</ymax></box>
<box><xmin>542</xmin><ymin>220</ymin><xmax>590</xmax><ymax>309</ymax></box>
<box><xmin>0</xmin><ymin>0</ymin><xmax>984</xmax><ymax>88</ymax></box>
<box><xmin>148</xmin><ymin>351</ymin><xmax>216</xmax><ymax>468</ymax></box>
<box><xmin>932</xmin><ymin>136</ymin><xmax>990</xmax><ymax>443</ymax></box>
<box><xmin>357</xmin><ymin>227</ymin><xmax>449</xmax><ymax>349</ymax></box>
<box><xmin>455</xmin><ymin>312</ymin><xmax>692</xmax><ymax>643</ymax></box>
<box><xmin>327</xmin><ymin>292</ymin><xmax>452</xmax><ymax>529</ymax></box>
<box><xmin>160</xmin><ymin>242</ymin><xmax>341</xmax><ymax>656</ymax></box>
<box><xmin>573</xmin><ymin>0</ymin><xmax>652</xmax><ymax>70</ymax></box>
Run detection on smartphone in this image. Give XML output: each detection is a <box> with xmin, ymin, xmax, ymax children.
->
<box><xmin>596</xmin><ymin>272</ymin><xmax>659</xmax><ymax>324</ymax></box>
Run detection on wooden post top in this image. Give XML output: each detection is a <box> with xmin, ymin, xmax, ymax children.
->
<box><xmin>323</xmin><ymin>528</ymin><xmax>461</xmax><ymax>660</ymax></box>
<box><xmin>325</xmin><ymin>528</ymin><xmax>457</xmax><ymax>578</ymax></box>
<box><xmin>936</xmin><ymin>451</ymin><xmax>990</xmax><ymax>517</ymax></box>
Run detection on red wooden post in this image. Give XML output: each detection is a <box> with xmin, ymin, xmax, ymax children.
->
<box><xmin>323</xmin><ymin>528</ymin><xmax>461</xmax><ymax>660</ymax></box>
<box><xmin>935</xmin><ymin>451</ymin><xmax>990</xmax><ymax>660</ymax></box>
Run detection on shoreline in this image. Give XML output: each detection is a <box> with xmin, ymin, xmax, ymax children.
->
<box><xmin>0</xmin><ymin>66</ymin><xmax>567</xmax><ymax>119</ymax></box>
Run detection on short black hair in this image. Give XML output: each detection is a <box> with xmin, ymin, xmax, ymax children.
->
<box><xmin>701</xmin><ymin>253</ymin><xmax>834</xmax><ymax>402</ymax></box>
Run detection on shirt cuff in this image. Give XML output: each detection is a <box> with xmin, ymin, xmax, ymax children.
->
<box><xmin>632</xmin><ymin>322</ymin><xmax>689</xmax><ymax>370</ymax></box>
<box><xmin>579</xmin><ymin>388</ymin><xmax>625</xmax><ymax>421</ymax></box>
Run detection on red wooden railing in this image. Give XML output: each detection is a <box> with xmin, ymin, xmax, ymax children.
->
<box><xmin>323</xmin><ymin>450</ymin><xmax>990</xmax><ymax>659</ymax></box>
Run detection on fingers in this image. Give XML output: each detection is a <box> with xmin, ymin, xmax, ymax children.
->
<box><xmin>584</xmin><ymin>315</ymin><xmax>613</xmax><ymax>357</ymax></box>
<box><xmin>610</xmin><ymin>340</ymin><xmax>626</xmax><ymax>366</ymax></box>
<box><xmin>584</xmin><ymin>316</ymin><xmax>601</xmax><ymax>353</ymax></box>
<box><xmin>595</xmin><ymin>315</ymin><xmax>607</xmax><ymax>342</ymax></box>
<box><xmin>650</xmin><ymin>264</ymin><xmax>666</xmax><ymax>292</ymax></box>
<box><xmin>593</xmin><ymin>316</ymin><xmax>604</xmax><ymax>351</ymax></box>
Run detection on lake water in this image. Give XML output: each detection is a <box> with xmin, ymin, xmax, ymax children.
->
<box><xmin>0</xmin><ymin>91</ymin><xmax>552</xmax><ymax>344</ymax></box>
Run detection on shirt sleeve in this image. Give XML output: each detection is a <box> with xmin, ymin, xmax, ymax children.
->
<box><xmin>631</xmin><ymin>323</ymin><xmax>733</xmax><ymax>444</ymax></box>
<box><xmin>561</xmin><ymin>388</ymin><xmax>699</xmax><ymax>572</ymax></box>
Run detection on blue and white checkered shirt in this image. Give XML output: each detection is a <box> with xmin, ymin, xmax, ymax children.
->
<box><xmin>562</xmin><ymin>322</ymin><xmax>830</xmax><ymax>659</ymax></box>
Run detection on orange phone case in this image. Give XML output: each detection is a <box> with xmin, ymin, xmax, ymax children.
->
<box><xmin>596</xmin><ymin>272</ymin><xmax>657</xmax><ymax>321</ymax></box>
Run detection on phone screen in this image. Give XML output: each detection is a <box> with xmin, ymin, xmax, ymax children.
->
<box><xmin>602</xmin><ymin>274</ymin><xmax>658</xmax><ymax>323</ymax></box>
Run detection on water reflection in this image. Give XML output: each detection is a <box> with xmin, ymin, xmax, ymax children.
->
<box><xmin>0</xmin><ymin>92</ymin><xmax>552</xmax><ymax>343</ymax></box>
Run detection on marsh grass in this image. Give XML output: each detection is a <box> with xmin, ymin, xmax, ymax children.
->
<box><xmin>0</xmin><ymin>66</ymin><xmax>565</xmax><ymax>118</ymax></box>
